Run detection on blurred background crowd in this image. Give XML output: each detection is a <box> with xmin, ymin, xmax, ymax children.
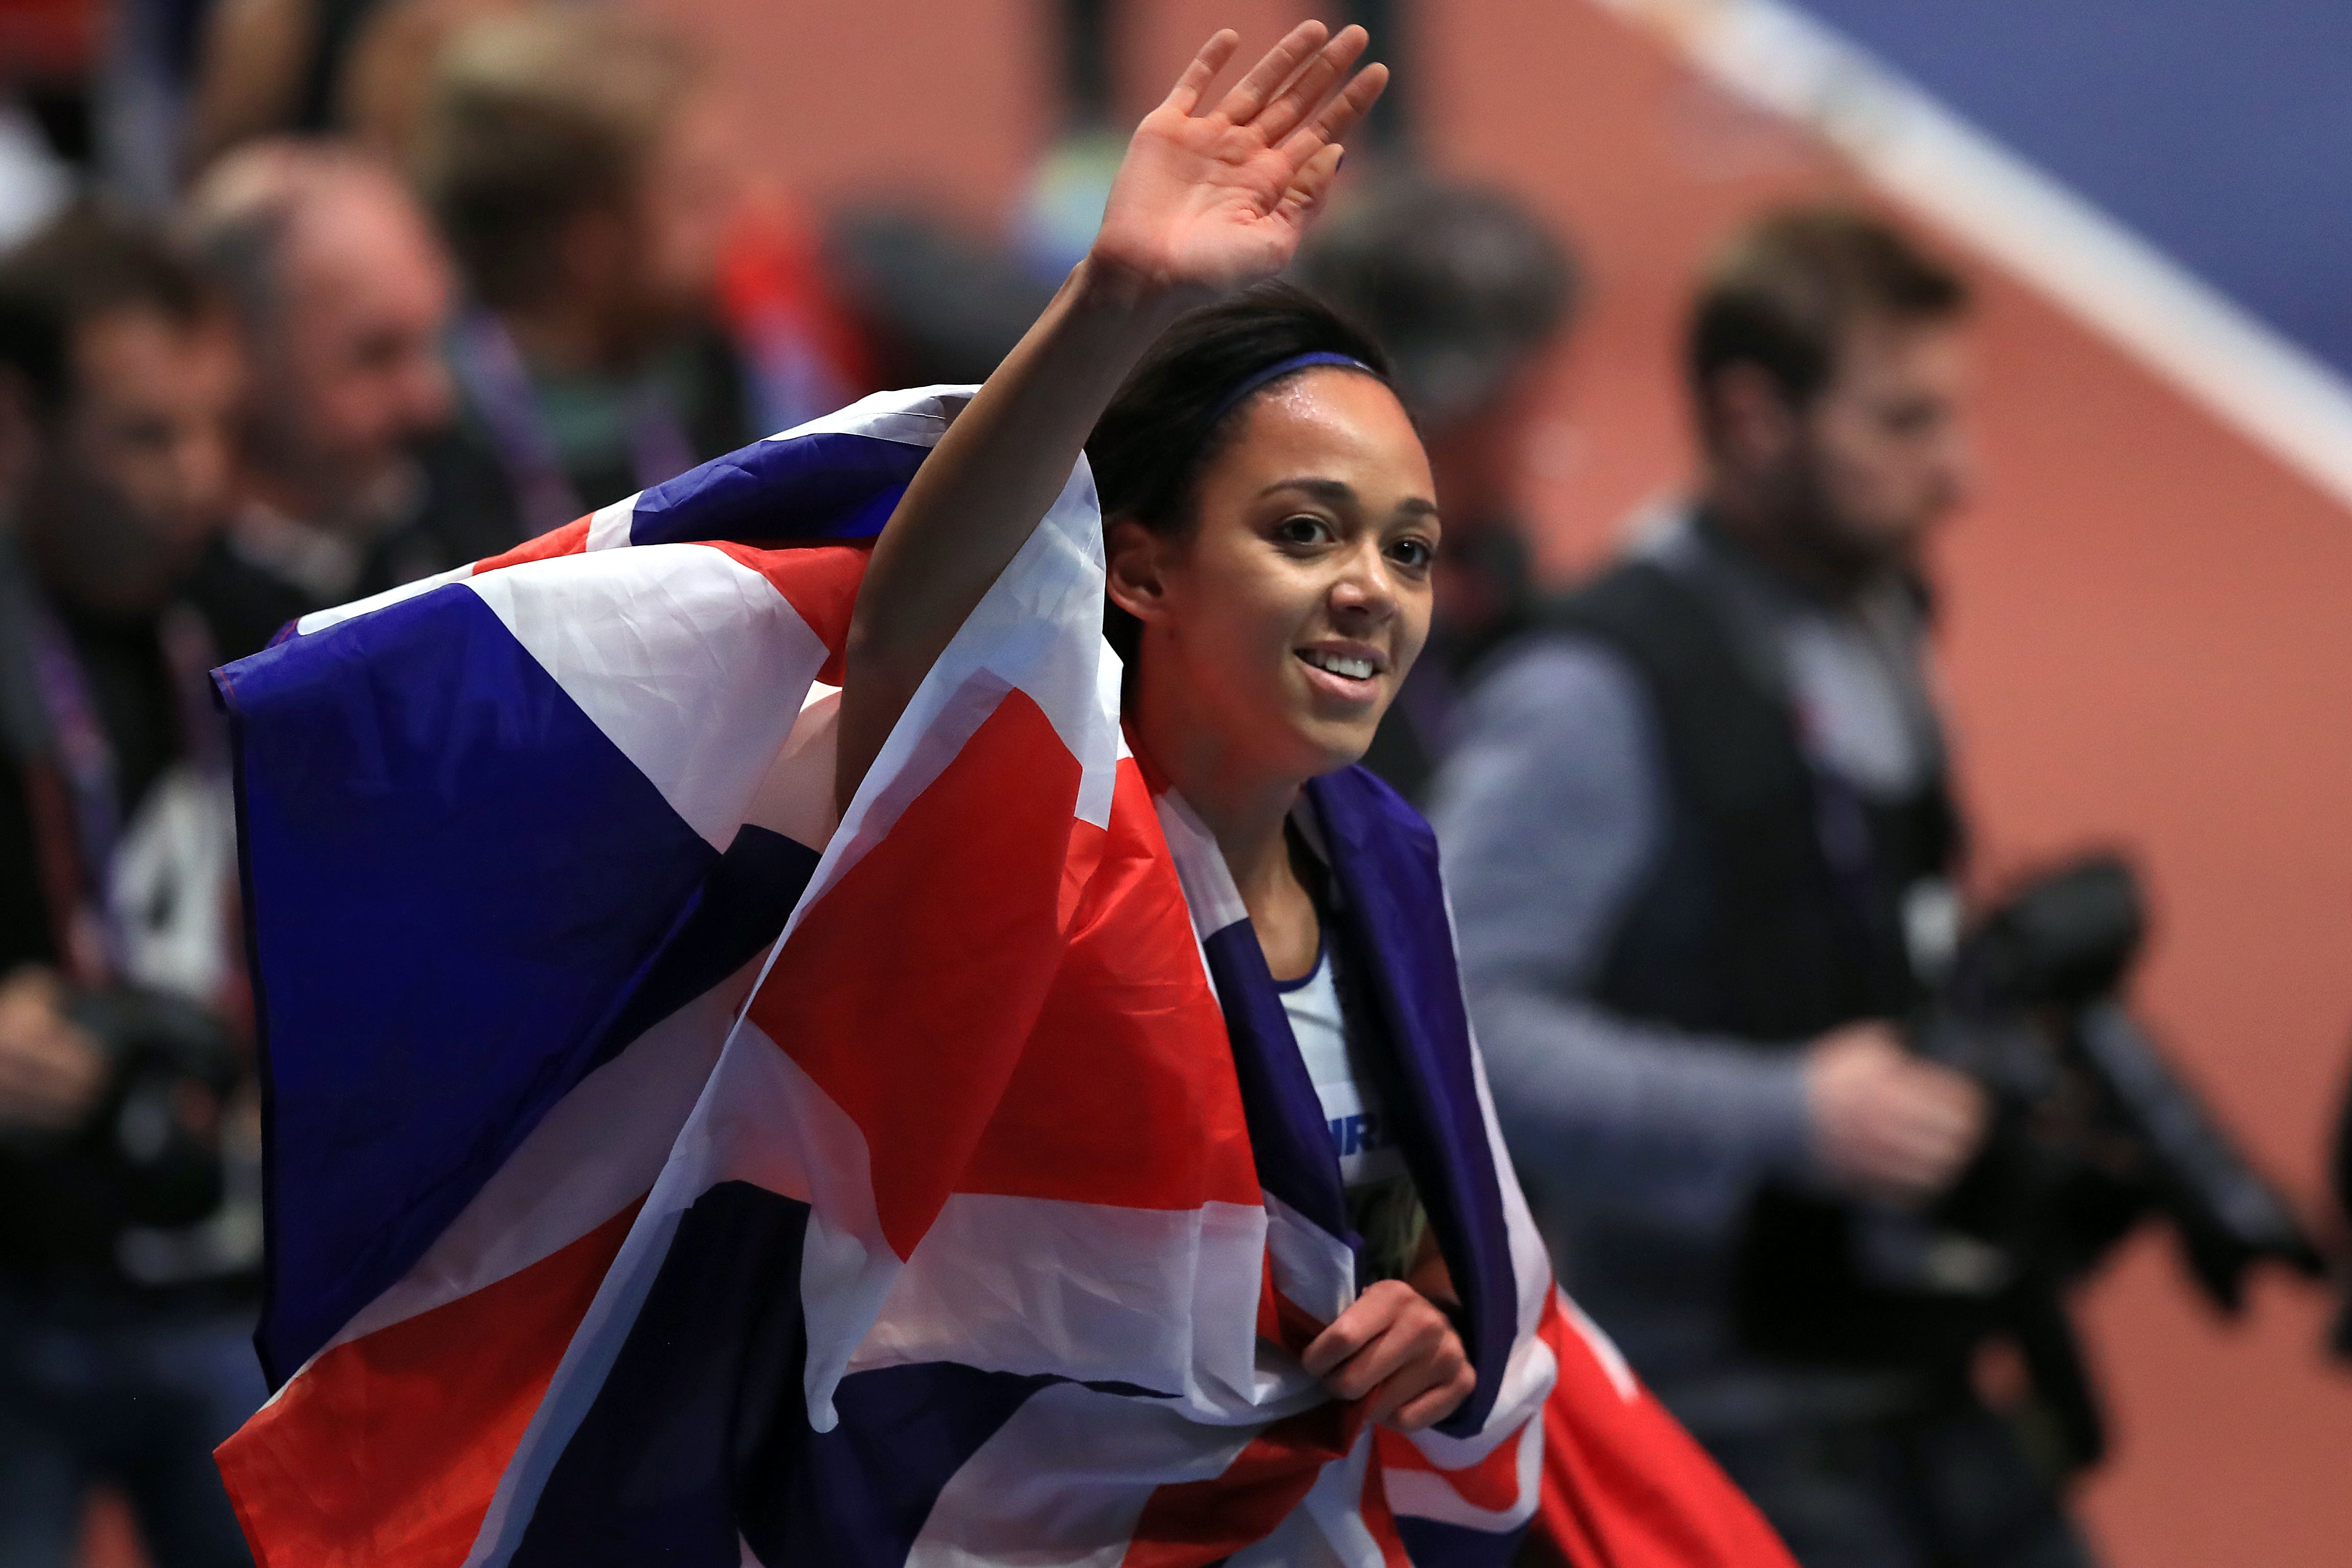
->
<box><xmin>0</xmin><ymin>1</ymin><xmax>2346</xmax><ymax>1565</ymax></box>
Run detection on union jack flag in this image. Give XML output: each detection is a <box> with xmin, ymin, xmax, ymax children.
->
<box><xmin>212</xmin><ymin>388</ymin><xmax>1787</xmax><ymax>1566</ymax></box>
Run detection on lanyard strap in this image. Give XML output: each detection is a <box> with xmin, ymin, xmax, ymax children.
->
<box><xmin>22</xmin><ymin>597</ymin><xmax>223</xmax><ymax>982</ymax></box>
<box><xmin>26</xmin><ymin>599</ymin><xmax>122</xmax><ymax>924</ymax></box>
<box><xmin>450</xmin><ymin>307</ymin><xmax>700</xmax><ymax>536</ymax></box>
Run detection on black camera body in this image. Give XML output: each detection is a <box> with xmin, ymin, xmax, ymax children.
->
<box><xmin>0</xmin><ymin>984</ymin><xmax>242</xmax><ymax>1284</ymax></box>
<box><xmin>1739</xmin><ymin>856</ymin><xmax>2322</xmax><ymax>1467</ymax></box>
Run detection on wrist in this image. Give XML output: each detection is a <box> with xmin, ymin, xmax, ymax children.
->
<box><xmin>1069</xmin><ymin>252</ymin><xmax>1207</xmax><ymax>325</ymax></box>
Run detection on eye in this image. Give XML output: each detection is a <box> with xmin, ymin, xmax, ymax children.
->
<box><xmin>1272</xmin><ymin>514</ymin><xmax>1332</xmax><ymax>547</ymax></box>
<box><xmin>1387</xmin><ymin>536</ymin><xmax>1435</xmax><ymax>572</ymax></box>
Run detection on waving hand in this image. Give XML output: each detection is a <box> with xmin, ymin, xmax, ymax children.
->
<box><xmin>839</xmin><ymin>25</ymin><xmax>1386</xmax><ymax>811</ymax></box>
<box><xmin>1092</xmin><ymin>24</ymin><xmax>1387</xmax><ymax>298</ymax></box>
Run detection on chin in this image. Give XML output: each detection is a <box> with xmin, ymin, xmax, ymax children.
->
<box><xmin>1287</xmin><ymin>718</ymin><xmax>1380</xmax><ymax>779</ymax></box>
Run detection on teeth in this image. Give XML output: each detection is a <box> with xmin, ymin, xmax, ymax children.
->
<box><xmin>1303</xmin><ymin>651</ymin><xmax>1375</xmax><ymax>680</ymax></box>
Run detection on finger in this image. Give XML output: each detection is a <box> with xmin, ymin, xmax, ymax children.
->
<box><xmin>1302</xmin><ymin>1299</ymin><xmax>1388</xmax><ymax>1379</ymax></box>
<box><xmin>1890</xmin><ymin>1103</ymin><xmax>1980</xmax><ymax>1161</ymax></box>
<box><xmin>1273</xmin><ymin>141</ymin><xmax>1346</xmax><ymax>228</ymax></box>
<box><xmin>1254</xmin><ymin>25</ymin><xmax>1367</xmax><ymax>147</ymax></box>
<box><xmin>1389</xmin><ymin>1361</ymin><xmax>1478</xmax><ymax>1432</ymax></box>
<box><xmin>1162</xmin><ymin>29</ymin><xmax>1241</xmax><ymax>116</ymax></box>
<box><xmin>1213</xmin><ymin>20</ymin><xmax>1329</xmax><ymax>125</ymax></box>
<box><xmin>1322</xmin><ymin>1312</ymin><xmax>1446</xmax><ymax>1402</ymax></box>
<box><xmin>1278</xmin><ymin>60</ymin><xmax>1389</xmax><ymax>164</ymax></box>
<box><xmin>1301</xmin><ymin>1283</ymin><xmax>1417</xmax><ymax>1376</ymax></box>
<box><xmin>1365</xmin><ymin>1336</ymin><xmax>1467</xmax><ymax>1425</ymax></box>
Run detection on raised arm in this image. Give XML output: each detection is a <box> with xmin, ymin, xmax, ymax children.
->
<box><xmin>835</xmin><ymin>22</ymin><xmax>1387</xmax><ymax>813</ymax></box>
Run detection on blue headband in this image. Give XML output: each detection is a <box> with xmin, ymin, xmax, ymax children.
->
<box><xmin>1204</xmin><ymin>351</ymin><xmax>1379</xmax><ymax>430</ymax></box>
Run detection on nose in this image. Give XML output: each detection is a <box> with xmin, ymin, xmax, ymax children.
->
<box><xmin>161</xmin><ymin>421</ymin><xmax>235</xmax><ymax>539</ymax></box>
<box><xmin>1326</xmin><ymin>537</ymin><xmax>1399</xmax><ymax>628</ymax></box>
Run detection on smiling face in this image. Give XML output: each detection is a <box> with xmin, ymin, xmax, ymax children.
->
<box><xmin>1109</xmin><ymin>367</ymin><xmax>1439</xmax><ymax>788</ymax></box>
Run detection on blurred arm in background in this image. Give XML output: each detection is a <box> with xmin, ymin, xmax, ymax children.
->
<box><xmin>1433</xmin><ymin>635</ymin><xmax>1816</xmax><ymax>1233</ymax></box>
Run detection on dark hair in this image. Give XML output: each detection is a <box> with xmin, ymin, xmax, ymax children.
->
<box><xmin>0</xmin><ymin>204</ymin><xmax>213</xmax><ymax>418</ymax></box>
<box><xmin>1087</xmin><ymin>283</ymin><xmax>1392</xmax><ymax>667</ymax></box>
<box><xmin>1295</xmin><ymin>175</ymin><xmax>1578</xmax><ymax>432</ymax></box>
<box><xmin>1090</xmin><ymin>282</ymin><xmax>1391</xmax><ymax>531</ymax></box>
<box><xmin>1687</xmin><ymin>205</ymin><xmax>1967</xmax><ymax>435</ymax></box>
<box><xmin>412</xmin><ymin>9</ymin><xmax>695</xmax><ymax>310</ymax></box>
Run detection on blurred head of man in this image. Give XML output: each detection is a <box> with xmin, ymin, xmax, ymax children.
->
<box><xmin>183</xmin><ymin>140</ymin><xmax>457</xmax><ymax>530</ymax></box>
<box><xmin>1690</xmin><ymin>207</ymin><xmax>1973</xmax><ymax>596</ymax></box>
<box><xmin>413</xmin><ymin>5</ymin><xmax>739</xmax><ymax>374</ymax></box>
<box><xmin>0</xmin><ymin>210</ymin><xmax>240</xmax><ymax>619</ymax></box>
<box><xmin>1298</xmin><ymin>176</ymin><xmax>1580</xmax><ymax>536</ymax></box>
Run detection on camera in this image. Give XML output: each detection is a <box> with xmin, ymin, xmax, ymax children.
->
<box><xmin>1739</xmin><ymin>856</ymin><xmax>2323</xmax><ymax>1466</ymax></box>
<box><xmin>0</xmin><ymin>985</ymin><xmax>243</xmax><ymax>1283</ymax></box>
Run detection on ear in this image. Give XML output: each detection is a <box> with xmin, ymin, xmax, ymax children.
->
<box><xmin>1104</xmin><ymin>516</ymin><xmax>1172</xmax><ymax>625</ymax></box>
<box><xmin>1708</xmin><ymin>361</ymin><xmax>1800</xmax><ymax>470</ymax></box>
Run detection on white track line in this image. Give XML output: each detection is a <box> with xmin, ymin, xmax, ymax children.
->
<box><xmin>1595</xmin><ymin>0</ymin><xmax>2352</xmax><ymax>514</ymax></box>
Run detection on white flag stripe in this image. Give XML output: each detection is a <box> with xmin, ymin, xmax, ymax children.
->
<box><xmin>906</xmin><ymin>1381</ymin><xmax>1264</xmax><ymax>1568</ymax></box>
<box><xmin>464</xmin><ymin>1010</ymin><xmax>887</xmax><ymax>1568</ymax></box>
<box><xmin>844</xmin><ymin>1192</ymin><xmax>1272</xmax><ymax>1418</ymax></box>
<box><xmin>466</xmin><ymin>543</ymin><xmax>829</xmax><ymax>851</ymax></box>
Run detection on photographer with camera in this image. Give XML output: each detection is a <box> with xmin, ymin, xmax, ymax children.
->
<box><xmin>1431</xmin><ymin>208</ymin><xmax>2076</xmax><ymax>1567</ymax></box>
<box><xmin>0</xmin><ymin>209</ymin><xmax>261</xmax><ymax>1567</ymax></box>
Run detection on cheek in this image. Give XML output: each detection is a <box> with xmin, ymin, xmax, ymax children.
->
<box><xmin>1817</xmin><ymin>433</ymin><xmax>1905</xmax><ymax>518</ymax></box>
<box><xmin>1165</xmin><ymin>548</ymin><xmax>1311</xmax><ymax>675</ymax></box>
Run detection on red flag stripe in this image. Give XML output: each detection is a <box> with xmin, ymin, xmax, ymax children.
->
<box><xmin>217</xmin><ymin>1203</ymin><xmax>639</xmax><ymax>1568</ymax></box>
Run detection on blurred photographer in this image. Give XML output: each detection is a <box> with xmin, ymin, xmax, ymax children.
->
<box><xmin>0</xmin><ymin>208</ymin><xmax>260</xmax><ymax>1567</ymax></box>
<box><xmin>1432</xmin><ymin>209</ymin><xmax>2089</xmax><ymax>1566</ymax></box>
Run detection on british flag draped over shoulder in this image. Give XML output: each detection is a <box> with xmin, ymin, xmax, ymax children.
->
<box><xmin>212</xmin><ymin>389</ymin><xmax>1793</xmax><ymax>1568</ymax></box>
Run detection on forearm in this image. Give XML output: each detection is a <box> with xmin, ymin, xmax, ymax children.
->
<box><xmin>836</xmin><ymin>259</ymin><xmax>1187</xmax><ymax>809</ymax></box>
<box><xmin>1433</xmin><ymin>638</ymin><xmax>1812</xmax><ymax>1225</ymax></box>
<box><xmin>1472</xmin><ymin>981</ymin><xmax>1813</xmax><ymax>1227</ymax></box>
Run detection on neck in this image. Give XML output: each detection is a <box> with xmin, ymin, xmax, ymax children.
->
<box><xmin>237</xmin><ymin>451</ymin><xmax>372</xmax><ymax>538</ymax></box>
<box><xmin>1132</xmin><ymin>675</ymin><xmax>1305</xmax><ymax>920</ymax></box>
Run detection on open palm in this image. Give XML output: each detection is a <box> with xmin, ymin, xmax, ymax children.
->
<box><xmin>1091</xmin><ymin>24</ymin><xmax>1388</xmax><ymax>299</ymax></box>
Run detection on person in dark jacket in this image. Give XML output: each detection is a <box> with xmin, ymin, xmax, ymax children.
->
<box><xmin>1436</xmin><ymin>209</ymin><xmax>2094</xmax><ymax>1568</ymax></box>
<box><xmin>0</xmin><ymin>206</ymin><xmax>260</xmax><ymax>1568</ymax></box>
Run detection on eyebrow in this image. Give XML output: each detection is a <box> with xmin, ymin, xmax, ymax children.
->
<box><xmin>1258</xmin><ymin>477</ymin><xmax>1441</xmax><ymax>520</ymax></box>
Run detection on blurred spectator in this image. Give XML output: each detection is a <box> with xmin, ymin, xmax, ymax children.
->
<box><xmin>100</xmin><ymin>0</ymin><xmax>217</xmax><ymax>210</ymax></box>
<box><xmin>1432</xmin><ymin>209</ymin><xmax>2096</xmax><ymax>1566</ymax></box>
<box><xmin>189</xmin><ymin>0</ymin><xmax>390</xmax><ymax>168</ymax></box>
<box><xmin>1295</xmin><ymin>175</ymin><xmax>1579</xmax><ymax>801</ymax></box>
<box><xmin>409</xmin><ymin>4</ymin><xmax>778</xmax><ymax>532</ymax></box>
<box><xmin>824</xmin><ymin>207</ymin><xmax>1054</xmax><ymax>391</ymax></box>
<box><xmin>179</xmin><ymin>135</ymin><xmax>516</xmax><ymax>660</ymax></box>
<box><xmin>186</xmin><ymin>0</ymin><xmax>518</xmax><ymax>175</ymax></box>
<box><xmin>0</xmin><ymin>206</ymin><xmax>259</xmax><ymax>1568</ymax></box>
